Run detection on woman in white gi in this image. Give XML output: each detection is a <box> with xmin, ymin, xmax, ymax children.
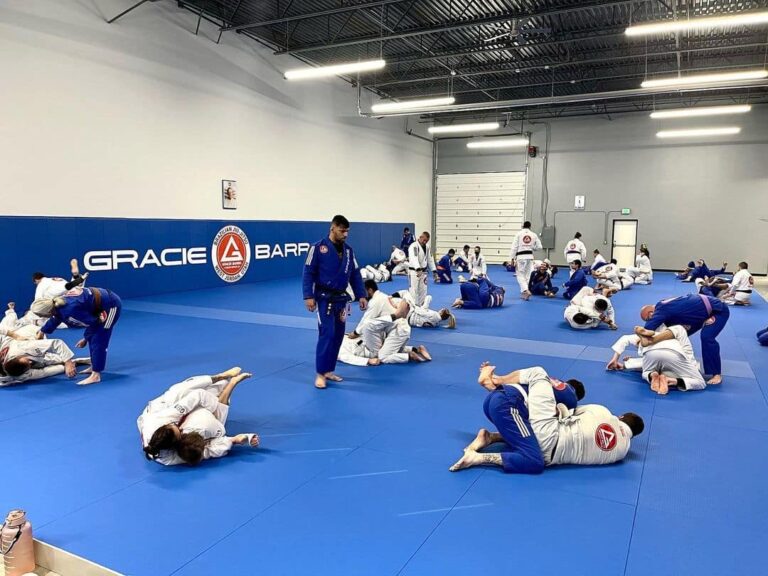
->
<box><xmin>138</xmin><ymin>367</ymin><xmax>259</xmax><ymax>466</ymax></box>
<box><xmin>627</xmin><ymin>247</ymin><xmax>653</xmax><ymax>284</ymax></box>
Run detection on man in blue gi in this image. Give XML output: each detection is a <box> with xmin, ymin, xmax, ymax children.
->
<box><xmin>562</xmin><ymin>259</ymin><xmax>588</xmax><ymax>300</ymax></box>
<box><xmin>452</xmin><ymin>277</ymin><xmax>505</xmax><ymax>309</ymax></box>
<box><xmin>436</xmin><ymin>249</ymin><xmax>455</xmax><ymax>284</ymax></box>
<box><xmin>680</xmin><ymin>259</ymin><xmax>728</xmax><ymax>282</ymax></box>
<box><xmin>303</xmin><ymin>215</ymin><xmax>368</xmax><ymax>389</ymax></box>
<box><xmin>449</xmin><ymin>362</ymin><xmax>584</xmax><ymax>474</ymax></box>
<box><xmin>30</xmin><ymin>286</ymin><xmax>122</xmax><ymax>385</ymax></box>
<box><xmin>399</xmin><ymin>227</ymin><xmax>415</xmax><ymax>252</ymax></box>
<box><xmin>529</xmin><ymin>262</ymin><xmax>558</xmax><ymax>297</ymax></box>
<box><xmin>639</xmin><ymin>293</ymin><xmax>729</xmax><ymax>385</ymax></box>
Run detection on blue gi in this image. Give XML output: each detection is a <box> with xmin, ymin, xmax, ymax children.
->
<box><xmin>303</xmin><ymin>237</ymin><xmax>366</xmax><ymax>375</ymax></box>
<box><xmin>482</xmin><ymin>380</ymin><xmax>579</xmax><ymax>474</ymax></box>
<box><xmin>562</xmin><ymin>268</ymin><xmax>588</xmax><ymax>299</ymax></box>
<box><xmin>757</xmin><ymin>327</ymin><xmax>768</xmax><ymax>346</ymax></box>
<box><xmin>454</xmin><ymin>255</ymin><xmax>470</xmax><ymax>273</ymax></box>
<box><xmin>40</xmin><ymin>287</ymin><xmax>122</xmax><ymax>372</ymax></box>
<box><xmin>460</xmin><ymin>278</ymin><xmax>505</xmax><ymax>309</ymax></box>
<box><xmin>644</xmin><ymin>294</ymin><xmax>730</xmax><ymax>376</ymax></box>
<box><xmin>528</xmin><ymin>269</ymin><xmax>558</xmax><ymax>296</ymax></box>
<box><xmin>436</xmin><ymin>254</ymin><xmax>453</xmax><ymax>284</ymax></box>
<box><xmin>689</xmin><ymin>262</ymin><xmax>726</xmax><ymax>282</ymax></box>
<box><xmin>503</xmin><ymin>262</ymin><xmax>516</xmax><ymax>272</ymax></box>
<box><xmin>399</xmin><ymin>232</ymin><xmax>415</xmax><ymax>252</ymax></box>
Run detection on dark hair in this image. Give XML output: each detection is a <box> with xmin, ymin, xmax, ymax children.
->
<box><xmin>463</xmin><ymin>245</ymin><xmax>470</xmax><ymax>250</ymax></box>
<box><xmin>523</xmin><ymin>221</ymin><xmax>531</xmax><ymax>229</ymax></box>
<box><xmin>567</xmin><ymin>379</ymin><xmax>585</xmax><ymax>400</ymax></box>
<box><xmin>739</xmin><ymin>261</ymin><xmax>748</xmax><ymax>269</ymax></box>
<box><xmin>594</xmin><ymin>298</ymin><xmax>608</xmax><ymax>312</ymax></box>
<box><xmin>448</xmin><ymin>249</ymin><xmax>456</xmax><ymax>255</ymax></box>
<box><xmin>621</xmin><ymin>413</ymin><xmax>645</xmax><ymax>437</ymax></box>
<box><xmin>331</xmin><ymin>215</ymin><xmax>350</xmax><ymax>228</ymax></box>
<box><xmin>593</xmin><ymin>249</ymin><xmax>600</xmax><ymax>254</ymax></box>
<box><xmin>421</xmin><ymin>231</ymin><xmax>430</xmax><ymax>239</ymax></box>
<box><xmin>177</xmin><ymin>432</ymin><xmax>206</xmax><ymax>465</ymax></box>
<box><xmin>575</xmin><ymin>232</ymin><xmax>582</xmax><ymax>239</ymax></box>
<box><xmin>403</xmin><ymin>227</ymin><xmax>410</xmax><ymax>232</ymax></box>
<box><xmin>640</xmin><ymin>247</ymin><xmax>650</xmax><ymax>257</ymax></box>
<box><xmin>573</xmin><ymin>313</ymin><xmax>590</xmax><ymax>325</ymax></box>
<box><xmin>3</xmin><ymin>358</ymin><xmax>29</xmax><ymax>377</ymax></box>
<box><xmin>474</xmin><ymin>245</ymin><xmax>481</xmax><ymax>250</ymax></box>
<box><xmin>610</xmin><ymin>258</ymin><xmax>618</xmax><ymax>265</ymax></box>
<box><xmin>144</xmin><ymin>425</ymin><xmax>178</xmax><ymax>460</ymax></box>
<box><xmin>572</xmin><ymin>259</ymin><xmax>582</xmax><ymax>267</ymax></box>
<box><xmin>364</xmin><ymin>279</ymin><xmax>379</xmax><ymax>293</ymax></box>
<box><xmin>32</xmin><ymin>272</ymin><xmax>45</xmax><ymax>281</ymax></box>
<box><xmin>687</xmin><ymin>261</ymin><xmax>695</xmax><ymax>268</ymax></box>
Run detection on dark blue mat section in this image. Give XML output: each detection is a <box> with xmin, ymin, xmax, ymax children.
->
<box><xmin>1</xmin><ymin>271</ymin><xmax>765</xmax><ymax>575</ymax></box>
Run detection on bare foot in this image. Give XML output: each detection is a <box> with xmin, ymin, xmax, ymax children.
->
<box><xmin>449</xmin><ymin>449</ymin><xmax>484</xmax><ymax>472</ymax></box>
<box><xmin>656</xmin><ymin>376</ymin><xmax>671</xmax><ymax>395</ymax></box>
<box><xmin>78</xmin><ymin>372</ymin><xmax>101</xmax><ymax>386</ymax></box>
<box><xmin>314</xmin><ymin>374</ymin><xmax>327</xmax><ymax>389</ymax></box>
<box><xmin>465</xmin><ymin>428</ymin><xmax>493</xmax><ymax>452</ymax></box>
<box><xmin>70</xmin><ymin>258</ymin><xmax>80</xmax><ymax>277</ymax></box>
<box><xmin>230</xmin><ymin>372</ymin><xmax>253</xmax><ymax>386</ymax></box>
<box><xmin>416</xmin><ymin>345</ymin><xmax>432</xmax><ymax>361</ymax></box>
<box><xmin>217</xmin><ymin>367</ymin><xmax>242</xmax><ymax>379</ymax></box>
<box><xmin>707</xmin><ymin>374</ymin><xmax>722</xmax><ymax>385</ymax></box>
<box><xmin>521</xmin><ymin>290</ymin><xmax>531</xmax><ymax>301</ymax></box>
<box><xmin>649</xmin><ymin>372</ymin><xmax>662</xmax><ymax>393</ymax></box>
<box><xmin>324</xmin><ymin>372</ymin><xmax>343</xmax><ymax>382</ymax></box>
<box><xmin>408</xmin><ymin>350</ymin><xmax>424</xmax><ymax>362</ymax></box>
<box><xmin>452</xmin><ymin>298</ymin><xmax>463</xmax><ymax>308</ymax></box>
<box><xmin>477</xmin><ymin>364</ymin><xmax>496</xmax><ymax>386</ymax></box>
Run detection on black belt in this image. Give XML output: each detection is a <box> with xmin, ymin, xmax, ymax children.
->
<box><xmin>409</xmin><ymin>267</ymin><xmax>425</xmax><ymax>272</ymax></box>
<box><xmin>567</xmin><ymin>250</ymin><xmax>581</xmax><ymax>254</ymax></box>
<box><xmin>516</xmin><ymin>250</ymin><xmax>533</xmax><ymax>256</ymax></box>
<box><xmin>549</xmin><ymin>439</ymin><xmax>559</xmax><ymax>462</ymax></box>
<box><xmin>736</xmin><ymin>289</ymin><xmax>752</xmax><ymax>293</ymax></box>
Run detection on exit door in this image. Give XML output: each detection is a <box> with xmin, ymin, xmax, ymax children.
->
<box><xmin>612</xmin><ymin>220</ymin><xmax>637</xmax><ymax>269</ymax></box>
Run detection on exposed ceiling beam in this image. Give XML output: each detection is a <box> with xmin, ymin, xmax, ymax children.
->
<box><xmin>221</xmin><ymin>0</ymin><xmax>419</xmax><ymax>32</ymax></box>
<box><xmin>273</xmin><ymin>0</ymin><xmax>651</xmax><ymax>55</ymax></box>
<box><xmin>367</xmin><ymin>40</ymin><xmax>768</xmax><ymax>88</ymax></box>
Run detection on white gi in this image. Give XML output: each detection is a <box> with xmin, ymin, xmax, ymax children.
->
<box><xmin>34</xmin><ymin>277</ymin><xmax>69</xmax><ymax>300</ymax></box>
<box><xmin>611</xmin><ymin>325</ymin><xmax>705</xmax><ymax>391</ymax></box>
<box><xmin>592</xmin><ymin>253</ymin><xmax>606</xmax><ymax>268</ymax></box>
<box><xmin>563</xmin><ymin>238</ymin><xmax>587</xmax><ymax>264</ymax></box>
<box><xmin>337</xmin><ymin>334</ymin><xmax>377</xmax><ymax>366</ymax></box>
<box><xmin>137</xmin><ymin>375</ymin><xmax>226</xmax><ymax>454</ymax></box>
<box><xmin>469</xmin><ymin>253</ymin><xmax>488</xmax><ymax>279</ymax></box>
<box><xmin>627</xmin><ymin>254</ymin><xmax>653</xmax><ymax>284</ymax></box>
<box><xmin>389</xmin><ymin>248</ymin><xmax>408</xmax><ymax>275</ymax></box>
<box><xmin>360</xmin><ymin>264</ymin><xmax>391</xmax><ymax>283</ymax></box>
<box><xmin>407</xmin><ymin>241</ymin><xmax>436</xmax><ymax>306</ymax></box>
<box><xmin>0</xmin><ymin>308</ymin><xmax>39</xmax><ymax>339</ymax></box>
<box><xmin>509</xmin><ymin>227</ymin><xmax>542</xmax><ymax>294</ymax></box>
<box><xmin>563</xmin><ymin>287</ymin><xmax>614</xmax><ymax>329</ymax></box>
<box><xmin>361</xmin><ymin>315</ymin><xmax>413</xmax><ymax>364</ymax></box>
<box><xmin>521</xmin><ymin>367</ymin><xmax>634</xmax><ymax>466</ymax></box>
<box><xmin>594</xmin><ymin>263</ymin><xmax>633</xmax><ymax>291</ymax></box>
<box><xmin>155</xmin><ymin>405</ymin><xmax>236</xmax><ymax>466</ymax></box>
<box><xmin>724</xmin><ymin>268</ymin><xmax>753</xmax><ymax>304</ymax></box>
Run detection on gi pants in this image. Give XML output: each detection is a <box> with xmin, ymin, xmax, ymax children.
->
<box><xmin>642</xmin><ymin>349</ymin><xmax>705</xmax><ymax>391</ymax></box>
<box><xmin>408</xmin><ymin>270</ymin><xmax>428</xmax><ymax>306</ymax></box>
<box><xmin>515</xmin><ymin>259</ymin><xmax>534</xmax><ymax>294</ymax></box>
<box><xmin>701</xmin><ymin>301</ymin><xmax>729</xmax><ymax>376</ymax></box>
<box><xmin>88</xmin><ymin>292</ymin><xmax>122</xmax><ymax>372</ymax></box>
<box><xmin>483</xmin><ymin>387</ymin><xmax>544</xmax><ymax>474</ymax></box>
<box><xmin>757</xmin><ymin>327</ymin><xmax>768</xmax><ymax>346</ymax></box>
<box><xmin>316</xmin><ymin>297</ymin><xmax>348</xmax><ymax>374</ymax></box>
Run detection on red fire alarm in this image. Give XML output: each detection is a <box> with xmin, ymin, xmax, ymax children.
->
<box><xmin>527</xmin><ymin>145</ymin><xmax>538</xmax><ymax>157</ymax></box>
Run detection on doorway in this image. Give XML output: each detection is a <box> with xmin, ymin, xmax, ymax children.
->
<box><xmin>611</xmin><ymin>219</ymin><xmax>637</xmax><ymax>269</ymax></box>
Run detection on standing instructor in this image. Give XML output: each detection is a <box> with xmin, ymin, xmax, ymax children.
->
<box><xmin>303</xmin><ymin>215</ymin><xmax>368</xmax><ymax>389</ymax></box>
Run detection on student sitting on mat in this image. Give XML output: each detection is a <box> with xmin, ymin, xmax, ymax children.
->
<box><xmin>138</xmin><ymin>367</ymin><xmax>259</xmax><ymax>466</ymax></box>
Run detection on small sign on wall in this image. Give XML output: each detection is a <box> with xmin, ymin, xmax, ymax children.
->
<box><xmin>222</xmin><ymin>180</ymin><xmax>237</xmax><ymax>210</ymax></box>
<box><xmin>574</xmin><ymin>195</ymin><xmax>586</xmax><ymax>210</ymax></box>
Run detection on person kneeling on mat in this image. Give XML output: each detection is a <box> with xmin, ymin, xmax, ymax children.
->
<box><xmin>139</xmin><ymin>367</ymin><xmax>259</xmax><ymax>466</ymax></box>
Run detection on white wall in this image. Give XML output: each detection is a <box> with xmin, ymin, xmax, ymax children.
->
<box><xmin>437</xmin><ymin>107</ymin><xmax>768</xmax><ymax>274</ymax></box>
<box><xmin>0</xmin><ymin>0</ymin><xmax>432</xmax><ymax>230</ymax></box>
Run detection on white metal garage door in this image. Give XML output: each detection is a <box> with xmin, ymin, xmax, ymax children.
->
<box><xmin>435</xmin><ymin>172</ymin><xmax>526</xmax><ymax>264</ymax></box>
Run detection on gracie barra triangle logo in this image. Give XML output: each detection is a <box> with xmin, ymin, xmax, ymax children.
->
<box><xmin>595</xmin><ymin>423</ymin><xmax>617</xmax><ymax>451</ymax></box>
<box><xmin>220</xmin><ymin>236</ymin><xmax>244</xmax><ymax>263</ymax></box>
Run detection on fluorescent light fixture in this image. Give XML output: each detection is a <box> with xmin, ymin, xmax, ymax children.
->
<box><xmin>641</xmin><ymin>70</ymin><xmax>768</xmax><ymax>88</ymax></box>
<box><xmin>626</xmin><ymin>11</ymin><xmax>768</xmax><ymax>36</ymax></box>
<box><xmin>656</xmin><ymin>127</ymin><xmax>741</xmax><ymax>139</ymax></box>
<box><xmin>650</xmin><ymin>105</ymin><xmax>752</xmax><ymax>119</ymax></box>
<box><xmin>467</xmin><ymin>137</ymin><xmax>529</xmax><ymax>149</ymax></box>
<box><xmin>428</xmin><ymin>122</ymin><xmax>500</xmax><ymax>134</ymax></box>
<box><xmin>371</xmin><ymin>96</ymin><xmax>455</xmax><ymax>113</ymax></box>
<box><xmin>284</xmin><ymin>59</ymin><xmax>385</xmax><ymax>80</ymax></box>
